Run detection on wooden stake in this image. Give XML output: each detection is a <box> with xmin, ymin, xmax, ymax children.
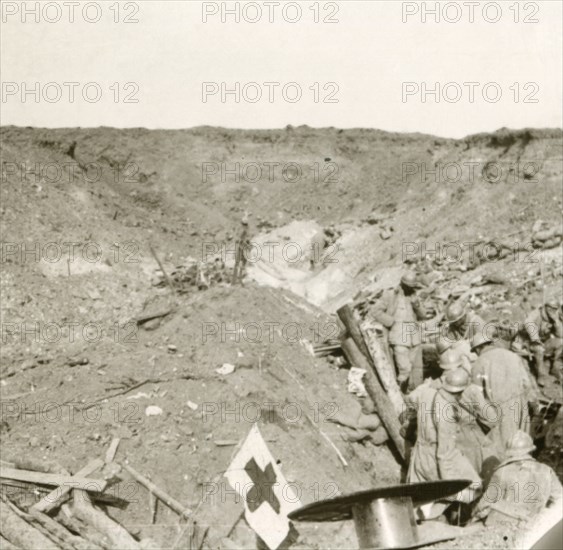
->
<box><xmin>121</xmin><ymin>463</ymin><xmax>191</xmax><ymax>518</ymax></box>
<box><xmin>149</xmin><ymin>244</ymin><xmax>176</xmax><ymax>295</ymax></box>
<box><xmin>105</xmin><ymin>438</ymin><xmax>121</xmax><ymax>463</ymax></box>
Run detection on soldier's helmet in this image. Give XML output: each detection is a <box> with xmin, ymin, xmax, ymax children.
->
<box><xmin>470</xmin><ymin>331</ymin><xmax>492</xmax><ymax>350</ymax></box>
<box><xmin>439</xmin><ymin>349</ymin><xmax>462</xmax><ymax>371</ymax></box>
<box><xmin>400</xmin><ymin>272</ymin><xmax>422</xmax><ymax>289</ymax></box>
<box><xmin>442</xmin><ymin>368</ymin><xmax>469</xmax><ymax>393</ymax></box>
<box><xmin>436</xmin><ymin>338</ymin><xmax>453</xmax><ymax>355</ymax></box>
<box><xmin>506</xmin><ymin>430</ymin><xmax>536</xmax><ymax>457</ymax></box>
<box><xmin>545</xmin><ymin>297</ymin><xmax>561</xmax><ymax>310</ymax></box>
<box><xmin>445</xmin><ymin>302</ymin><xmax>466</xmax><ymax>323</ymax></box>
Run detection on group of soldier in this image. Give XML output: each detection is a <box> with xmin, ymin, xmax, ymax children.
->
<box><xmin>370</xmin><ymin>272</ymin><xmax>563</xmax><ymax>530</ymax></box>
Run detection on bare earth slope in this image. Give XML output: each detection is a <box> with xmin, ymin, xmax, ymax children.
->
<box><xmin>1</xmin><ymin>125</ymin><xmax>562</xmax><ymax>548</ymax></box>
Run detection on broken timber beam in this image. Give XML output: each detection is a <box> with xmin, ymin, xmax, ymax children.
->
<box><xmin>31</xmin><ymin>459</ymin><xmax>105</xmax><ymax>514</ymax></box>
<box><xmin>338</xmin><ymin>304</ymin><xmax>406</xmax><ymax>459</ymax></box>
<box><xmin>340</xmin><ymin>337</ymin><xmax>406</xmax><ymax>462</ymax></box>
<box><xmin>0</xmin><ymin>500</ymin><xmax>59</xmax><ymax>550</ymax></box>
<box><xmin>0</xmin><ymin>467</ymin><xmax>106</xmax><ymax>493</ymax></box>
<box><xmin>72</xmin><ymin>490</ymin><xmax>140</xmax><ymax>550</ymax></box>
<box><xmin>337</xmin><ymin>305</ymin><xmax>373</xmax><ymax>360</ymax></box>
<box><xmin>360</xmin><ymin>320</ymin><xmax>405</xmax><ymax>416</ymax></box>
<box><xmin>28</xmin><ymin>508</ymin><xmax>95</xmax><ymax>550</ymax></box>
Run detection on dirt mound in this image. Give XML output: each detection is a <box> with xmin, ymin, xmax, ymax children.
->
<box><xmin>1</xmin><ymin>124</ymin><xmax>562</xmax><ymax>548</ymax></box>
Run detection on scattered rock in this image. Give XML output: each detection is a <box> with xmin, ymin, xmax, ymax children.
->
<box><xmin>145</xmin><ymin>406</ymin><xmax>163</xmax><ymax>417</ymax></box>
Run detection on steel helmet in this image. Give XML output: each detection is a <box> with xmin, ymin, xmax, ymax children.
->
<box><xmin>400</xmin><ymin>272</ymin><xmax>422</xmax><ymax>289</ymax></box>
<box><xmin>436</xmin><ymin>338</ymin><xmax>453</xmax><ymax>355</ymax></box>
<box><xmin>439</xmin><ymin>349</ymin><xmax>463</xmax><ymax>371</ymax></box>
<box><xmin>445</xmin><ymin>302</ymin><xmax>466</xmax><ymax>323</ymax></box>
<box><xmin>470</xmin><ymin>331</ymin><xmax>492</xmax><ymax>350</ymax></box>
<box><xmin>545</xmin><ymin>297</ymin><xmax>561</xmax><ymax>310</ymax></box>
<box><xmin>442</xmin><ymin>368</ymin><xmax>469</xmax><ymax>393</ymax></box>
<box><xmin>506</xmin><ymin>430</ymin><xmax>536</xmax><ymax>457</ymax></box>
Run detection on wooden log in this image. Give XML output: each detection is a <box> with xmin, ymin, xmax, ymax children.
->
<box><xmin>32</xmin><ymin>459</ymin><xmax>105</xmax><ymax>514</ymax></box>
<box><xmin>0</xmin><ymin>500</ymin><xmax>59</xmax><ymax>550</ymax></box>
<box><xmin>1</xmin><ymin>468</ymin><xmax>106</xmax><ymax>493</ymax></box>
<box><xmin>72</xmin><ymin>491</ymin><xmax>139</xmax><ymax>550</ymax></box>
<box><xmin>1</xmin><ymin>480</ymin><xmax>127</xmax><ymax>510</ymax></box>
<box><xmin>3</xmin><ymin>501</ymin><xmax>74</xmax><ymax>550</ymax></box>
<box><xmin>28</xmin><ymin>509</ymin><xmax>96</xmax><ymax>550</ymax></box>
<box><xmin>0</xmin><ymin>534</ymin><xmax>21</xmax><ymax>550</ymax></box>
<box><xmin>57</xmin><ymin>505</ymin><xmax>108</xmax><ymax>550</ymax></box>
<box><xmin>337</xmin><ymin>305</ymin><xmax>373</xmax><ymax>361</ymax></box>
<box><xmin>121</xmin><ymin>463</ymin><xmax>192</xmax><ymax>518</ymax></box>
<box><xmin>340</xmin><ymin>338</ymin><xmax>405</xmax><ymax>461</ymax></box>
<box><xmin>360</xmin><ymin>320</ymin><xmax>405</xmax><ymax>416</ymax></box>
<box><xmin>4</xmin><ymin>458</ymin><xmax>69</xmax><ymax>475</ymax></box>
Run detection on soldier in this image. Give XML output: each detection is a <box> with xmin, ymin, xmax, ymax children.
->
<box><xmin>433</xmin><ymin>368</ymin><xmax>483</xmax><ymax>503</ymax></box>
<box><xmin>523</xmin><ymin>297</ymin><xmax>563</xmax><ymax>386</ymax></box>
<box><xmin>444</xmin><ymin>302</ymin><xmax>487</xmax><ymax>344</ymax></box>
<box><xmin>403</xmin><ymin>378</ymin><xmax>440</xmax><ymax>485</ymax></box>
<box><xmin>232</xmin><ymin>215</ymin><xmax>251</xmax><ymax>285</ymax></box>
<box><xmin>439</xmin><ymin>351</ymin><xmax>501</xmax><ymax>480</ymax></box>
<box><xmin>473</xmin><ymin>431</ymin><xmax>562</xmax><ymax>528</ymax></box>
<box><xmin>436</xmin><ymin>337</ymin><xmax>474</xmax><ymax>374</ymax></box>
<box><xmin>471</xmin><ymin>332</ymin><xmax>534</xmax><ymax>458</ymax></box>
<box><xmin>377</xmin><ymin>272</ymin><xmax>427</xmax><ymax>390</ymax></box>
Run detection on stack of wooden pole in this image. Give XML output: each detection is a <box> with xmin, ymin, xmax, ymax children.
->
<box><xmin>337</xmin><ymin>304</ymin><xmax>406</xmax><ymax>463</ymax></box>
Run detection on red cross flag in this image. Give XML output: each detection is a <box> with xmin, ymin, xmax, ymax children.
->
<box><xmin>224</xmin><ymin>425</ymin><xmax>302</xmax><ymax>550</ymax></box>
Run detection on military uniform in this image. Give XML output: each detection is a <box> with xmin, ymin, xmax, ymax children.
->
<box><xmin>404</xmin><ymin>380</ymin><xmax>440</xmax><ymax>484</ymax></box>
<box><xmin>524</xmin><ymin>306</ymin><xmax>563</xmax><ymax>383</ymax></box>
<box><xmin>472</xmin><ymin>347</ymin><xmax>533</xmax><ymax>457</ymax></box>
<box><xmin>391</xmin><ymin>290</ymin><xmax>426</xmax><ymax>389</ymax></box>
<box><xmin>446</xmin><ymin>311</ymin><xmax>487</xmax><ymax>344</ymax></box>
<box><xmin>432</xmin><ymin>387</ymin><xmax>482</xmax><ymax>497</ymax></box>
<box><xmin>454</xmin><ymin>383</ymin><xmax>501</xmax><ymax>479</ymax></box>
<box><xmin>474</xmin><ymin>455</ymin><xmax>562</xmax><ymax>527</ymax></box>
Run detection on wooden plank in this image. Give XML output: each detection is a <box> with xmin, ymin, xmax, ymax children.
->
<box><xmin>105</xmin><ymin>438</ymin><xmax>121</xmax><ymax>463</ymax></box>
<box><xmin>31</xmin><ymin>459</ymin><xmax>104</xmax><ymax>513</ymax></box>
<box><xmin>1</xmin><ymin>467</ymin><xmax>106</xmax><ymax>493</ymax></box>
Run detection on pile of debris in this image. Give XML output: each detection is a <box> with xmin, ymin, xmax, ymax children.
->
<box><xmin>0</xmin><ymin>439</ymin><xmax>200</xmax><ymax>550</ymax></box>
<box><xmin>153</xmin><ymin>257</ymin><xmax>232</xmax><ymax>293</ymax></box>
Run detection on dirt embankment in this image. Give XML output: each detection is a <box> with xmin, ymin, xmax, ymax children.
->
<box><xmin>1</xmin><ymin>125</ymin><xmax>562</xmax><ymax>548</ymax></box>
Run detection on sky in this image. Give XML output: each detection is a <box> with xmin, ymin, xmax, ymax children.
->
<box><xmin>1</xmin><ymin>0</ymin><xmax>562</xmax><ymax>138</ymax></box>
